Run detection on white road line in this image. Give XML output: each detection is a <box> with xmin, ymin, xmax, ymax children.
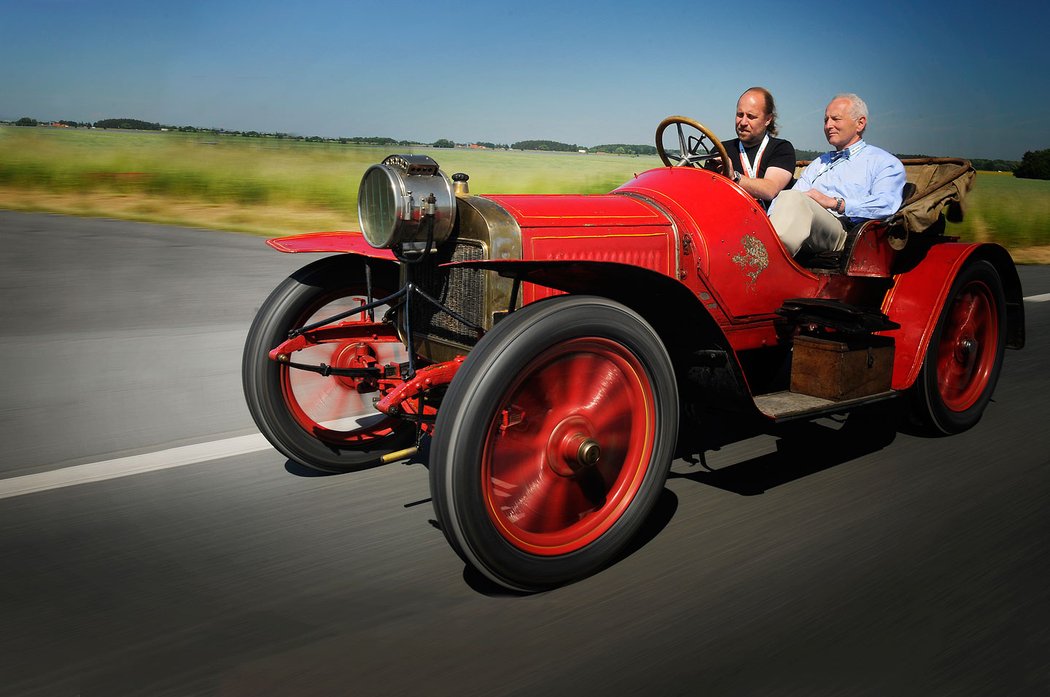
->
<box><xmin>1024</xmin><ymin>293</ymin><xmax>1050</xmax><ymax>303</ymax></box>
<box><xmin>0</xmin><ymin>433</ymin><xmax>273</xmax><ymax>500</ymax></box>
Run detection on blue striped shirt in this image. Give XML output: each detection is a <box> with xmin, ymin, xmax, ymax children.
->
<box><xmin>792</xmin><ymin>140</ymin><xmax>906</xmax><ymax>221</ymax></box>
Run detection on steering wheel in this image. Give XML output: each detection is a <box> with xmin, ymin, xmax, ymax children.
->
<box><xmin>655</xmin><ymin>116</ymin><xmax>732</xmax><ymax>175</ymax></box>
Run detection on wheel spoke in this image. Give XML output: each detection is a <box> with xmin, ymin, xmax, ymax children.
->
<box><xmin>952</xmin><ymin>291</ymin><xmax>979</xmax><ymax>336</ymax></box>
<box><xmin>676</xmin><ymin>124</ymin><xmax>687</xmax><ymax>158</ymax></box>
<box><xmin>541</xmin><ymin>354</ymin><xmax>579</xmax><ymax>409</ymax></box>
<box><xmin>489</xmin><ymin>430</ymin><xmax>545</xmax><ymax>493</ymax></box>
<box><xmin>324</xmin><ymin>379</ymin><xmax>356</xmax><ymax>425</ymax></box>
<box><xmin>687</xmin><ymin>135</ymin><xmax>704</xmax><ymax>156</ymax></box>
<box><xmin>286</xmin><ymin>369</ymin><xmax>339</xmax><ymax>419</ymax></box>
<box><xmin>506</xmin><ymin>472</ymin><xmax>579</xmax><ymax>533</ymax></box>
<box><xmin>559</xmin><ymin>351</ymin><xmax>602</xmax><ymax>410</ymax></box>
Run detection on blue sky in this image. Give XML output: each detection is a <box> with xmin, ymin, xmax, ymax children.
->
<box><xmin>2</xmin><ymin>0</ymin><xmax>1047</xmax><ymax>159</ymax></box>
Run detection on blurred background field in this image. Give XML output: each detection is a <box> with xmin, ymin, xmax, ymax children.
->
<box><xmin>2</xmin><ymin>126</ymin><xmax>1048</xmax><ymax>262</ymax></box>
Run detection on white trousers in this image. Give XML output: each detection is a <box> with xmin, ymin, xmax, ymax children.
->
<box><xmin>769</xmin><ymin>189</ymin><xmax>848</xmax><ymax>256</ymax></box>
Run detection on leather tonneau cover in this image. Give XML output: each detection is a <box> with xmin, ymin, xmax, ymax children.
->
<box><xmin>890</xmin><ymin>158</ymin><xmax>976</xmax><ymax>233</ymax></box>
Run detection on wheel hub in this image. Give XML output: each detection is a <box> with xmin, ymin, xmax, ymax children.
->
<box><xmin>546</xmin><ymin>416</ymin><xmax>601</xmax><ymax>477</ymax></box>
<box><xmin>954</xmin><ymin>336</ymin><xmax>977</xmax><ymax>366</ymax></box>
<box><xmin>576</xmin><ymin>437</ymin><xmax>602</xmax><ymax>468</ymax></box>
<box><xmin>332</xmin><ymin>342</ymin><xmax>379</xmax><ymax>391</ymax></box>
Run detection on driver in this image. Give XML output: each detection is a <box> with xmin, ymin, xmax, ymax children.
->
<box><xmin>769</xmin><ymin>93</ymin><xmax>906</xmax><ymax>256</ymax></box>
<box><xmin>708</xmin><ymin>87</ymin><xmax>796</xmax><ymax>208</ymax></box>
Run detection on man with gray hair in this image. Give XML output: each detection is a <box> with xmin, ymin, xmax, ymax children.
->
<box><xmin>769</xmin><ymin>93</ymin><xmax>906</xmax><ymax>256</ymax></box>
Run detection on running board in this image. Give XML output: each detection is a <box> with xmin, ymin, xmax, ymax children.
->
<box><xmin>754</xmin><ymin>390</ymin><xmax>899</xmax><ymax>422</ymax></box>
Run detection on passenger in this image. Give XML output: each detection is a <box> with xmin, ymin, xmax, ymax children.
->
<box><xmin>709</xmin><ymin>86</ymin><xmax>796</xmax><ymax>208</ymax></box>
<box><xmin>769</xmin><ymin>93</ymin><xmax>906</xmax><ymax>256</ymax></box>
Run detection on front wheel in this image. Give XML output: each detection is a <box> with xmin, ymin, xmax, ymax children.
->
<box><xmin>242</xmin><ymin>255</ymin><xmax>415</xmax><ymax>472</ymax></box>
<box><xmin>429</xmin><ymin>296</ymin><xmax>679</xmax><ymax>591</ymax></box>
<box><xmin>911</xmin><ymin>259</ymin><xmax>1006</xmax><ymax>434</ymax></box>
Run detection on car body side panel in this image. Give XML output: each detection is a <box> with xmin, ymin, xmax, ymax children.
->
<box><xmin>522</xmin><ymin>227</ymin><xmax>677</xmax><ymax>304</ymax></box>
<box><xmin>614</xmin><ymin>168</ymin><xmax>828</xmax><ymax>323</ymax></box>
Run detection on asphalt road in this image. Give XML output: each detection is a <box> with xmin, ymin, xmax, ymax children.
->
<box><xmin>1</xmin><ymin>210</ymin><xmax>1047</xmax><ymax>697</ymax></box>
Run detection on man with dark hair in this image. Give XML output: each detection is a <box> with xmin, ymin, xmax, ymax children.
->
<box><xmin>711</xmin><ymin>87</ymin><xmax>796</xmax><ymax>208</ymax></box>
<box><xmin>769</xmin><ymin>93</ymin><xmax>906</xmax><ymax>255</ymax></box>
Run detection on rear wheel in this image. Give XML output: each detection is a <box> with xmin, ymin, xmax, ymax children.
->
<box><xmin>912</xmin><ymin>259</ymin><xmax>1006</xmax><ymax>434</ymax></box>
<box><xmin>242</xmin><ymin>255</ymin><xmax>414</xmax><ymax>471</ymax></box>
<box><xmin>430</xmin><ymin>296</ymin><xmax>678</xmax><ymax>591</ymax></box>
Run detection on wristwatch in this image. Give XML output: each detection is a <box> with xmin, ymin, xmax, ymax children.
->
<box><xmin>732</xmin><ymin>171</ymin><xmax>741</xmax><ymax>182</ymax></box>
<box><xmin>835</xmin><ymin>197</ymin><xmax>845</xmax><ymax>214</ymax></box>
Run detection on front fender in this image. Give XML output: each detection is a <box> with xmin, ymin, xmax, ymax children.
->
<box><xmin>882</xmin><ymin>242</ymin><xmax>1024</xmax><ymax>390</ymax></box>
<box><xmin>266</xmin><ymin>231</ymin><xmax>397</xmax><ymax>261</ymax></box>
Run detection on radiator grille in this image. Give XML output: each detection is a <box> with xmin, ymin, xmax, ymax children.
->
<box><xmin>409</xmin><ymin>240</ymin><xmax>486</xmax><ymax>348</ymax></box>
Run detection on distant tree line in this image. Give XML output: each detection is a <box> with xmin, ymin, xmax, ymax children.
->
<box><xmin>1013</xmin><ymin>149</ymin><xmax>1050</xmax><ymax>180</ymax></box>
<box><xmin>972</xmin><ymin>158</ymin><xmax>1018</xmax><ymax>172</ymax></box>
<box><xmin>509</xmin><ymin>141</ymin><xmax>656</xmax><ymax>155</ymax></box>
<box><xmin>95</xmin><ymin>118</ymin><xmax>163</xmax><ymax>130</ymax></box>
<box><xmin>340</xmin><ymin>136</ymin><xmax>405</xmax><ymax>145</ymax></box>
<box><xmin>588</xmin><ymin>144</ymin><xmax>656</xmax><ymax>155</ymax></box>
<box><xmin>512</xmin><ymin>140</ymin><xmax>581</xmax><ymax>152</ymax></box>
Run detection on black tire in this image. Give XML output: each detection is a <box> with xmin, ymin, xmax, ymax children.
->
<box><xmin>242</xmin><ymin>255</ymin><xmax>414</xmax><ymax>472</ymax></box>
<box><xmin>911</xmin><ymin>259</ymin><xmax>1006</xmax><ymax>435</ymax></box>
<box><xmin>429</xmin><ymin>296</ymin><xmax>679</xmax><ymax>591</ymax></box>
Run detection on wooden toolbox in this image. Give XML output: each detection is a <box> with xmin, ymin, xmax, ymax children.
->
<box><xmin>790</xmin><ymin>334</ymin><xmax>895</xmax><ymax>401</ymax></box>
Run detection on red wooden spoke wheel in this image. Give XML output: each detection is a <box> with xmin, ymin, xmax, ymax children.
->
<box><xmin>914</xmin><ymin>259</ymin><xmax>1006</xmax><ymax>435</ymax></box>
<box><xmin>243</xmin><ymin>256</ymin><xmax>414</xmax><ymax>472</ymax></box>
<box><xmin>934</xmin><ymin>278</ymin><xmax>999</xmax><ymax>412</ymax></box>
<box><xmin>430</xmin><ymin>296</ymin><xmax>678</xmax><ymax>591</ymax></box>
<box><xmin>482</xmin><ymin>338</ymin><xmax>656</xmax><ymax>556</ymax></box>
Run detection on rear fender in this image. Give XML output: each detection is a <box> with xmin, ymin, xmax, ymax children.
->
<box><xmin>451</xmin><ymin>258</ymin><xmax>756</xmax><ymax>413</ymax></box>
<box><xmin>882</xmin><ymin>242</ymin><xmax>1024</xmax><ymax>390</ymax></box>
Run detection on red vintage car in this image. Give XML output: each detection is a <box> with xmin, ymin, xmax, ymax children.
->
<box><xmin>243</xmin><ymin>116</ymin><xmax>1025</xmax><ymax>591</ymax></box>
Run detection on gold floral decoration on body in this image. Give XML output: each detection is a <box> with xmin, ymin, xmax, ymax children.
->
<box><xmin>731</xmin><ymin>234</ymin><xmax>769</xmax><ymax>283</ymax></box>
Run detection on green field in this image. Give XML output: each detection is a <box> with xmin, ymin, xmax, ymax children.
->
<box><xmin>0</xmin><ymin>126</ymin><xmax>657</xmax><ymax>214</ymax></box>
<box><xmin>2</xmin><ymin>126</ymin><xmax>1048</xmax><ymax>258</ymax></box>
<box><xmin>949</xmin><ymin>172</ymin><xmax>1050</xmax><ymax>249</ymax></box>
